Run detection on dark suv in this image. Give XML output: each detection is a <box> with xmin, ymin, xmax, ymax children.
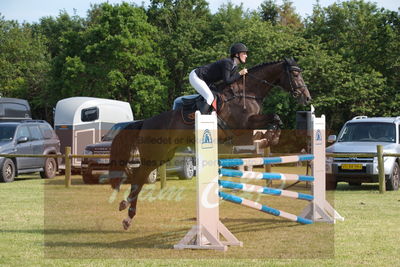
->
<box><xmin>0</xmin><ymin>120</ymin><xmax>61</xmax><ymax>182</ymax></box>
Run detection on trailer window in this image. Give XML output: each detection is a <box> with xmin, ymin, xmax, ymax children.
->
<box><xmin>81</xmin><ymin>107</ymin><xmax>99</xmax><ymax>122</ymax></box>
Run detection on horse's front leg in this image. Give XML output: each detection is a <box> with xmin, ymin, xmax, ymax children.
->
<box><xmin>247</xmin><ymin>113</ymin><xmax>282</xmax><ymax>129</ymax></box>
<box><xmin>248</xmin><ymin>114</ymin><xmax>282</xmax><ymax>147</ymax></box>
<box><xmin>120</xmin><ymin>183</ymin><xmax>143</xmax><ymax>230</ymax></box>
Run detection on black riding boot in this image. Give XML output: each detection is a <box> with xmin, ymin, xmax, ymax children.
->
<box><xmin>199</xmin><ymin>102</ymin><xmax>211</xmax><ymax>114</ymax></box>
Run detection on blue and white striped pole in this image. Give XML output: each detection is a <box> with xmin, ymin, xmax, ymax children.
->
<box><xmin>219</xmin><ymin>191</ymin><xmax>313</xmax><ymax>224</ymax></box>
<box><xmin>219</xmin><ymin>168</ymin><xmax>314</xmax><ymax>182</ymax></box>
<box><xmin>218</xmin><ymin>154</ymin><xmax>314</xmax><ymax>167</ymax></box>
<box><xmin>219</xmin><ymin>180</ymin><xmax>314</xmax><ymax>201</ymax></box>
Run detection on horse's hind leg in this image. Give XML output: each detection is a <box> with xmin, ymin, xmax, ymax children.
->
<box><xmin>120</xmin><ymin>183</ymin><xmax>143</xmax><ymax>230</ymax></box>
<box><xmin>109</xmin><ymin>122</ymin><xmax>142</xmax><ymax>190</ymax></box>
<box><xmin>119</xmin><ymin>183</ymin><xmax>141</xmax><ymax>211</ymax></box>
<box><xmin>119</xmin><ymin>166</ymin><xmax>153</xmax><ymax>230</ymax></box>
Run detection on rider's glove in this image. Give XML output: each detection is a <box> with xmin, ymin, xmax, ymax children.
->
<box><xmin>239</xmin><ymin>69</ymin><xmax>248</xmax><ymax>76</ymax></box>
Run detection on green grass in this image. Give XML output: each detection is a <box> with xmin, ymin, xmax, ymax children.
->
<box><xmin>0</xmin><ymin>168</ymin><xmax>399</xmax><ymax>266</ymax></box>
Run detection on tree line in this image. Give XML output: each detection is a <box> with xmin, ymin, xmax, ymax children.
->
<box><xmin>0</xmin><ymin>0</ymin><xmax>399</xmax><ymax>131</ymax></box>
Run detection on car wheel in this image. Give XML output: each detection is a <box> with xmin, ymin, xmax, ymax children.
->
<box><xmin>386</xmin><ymin>162</ymin><xmax>399</xmax><ymax>191</ymax></box>
<box><xmin>0</xmin><ymin>158</ymin><xmax>16</xmax><ymax>183</ymax></box>
<box><xmin>178</xmin><ymin>157</ymin><xmax>195</xmax><ymax>180</ymax></box>
<box><xmin>40</xmin><ymin>158</ymin><xmax>57</xmax><ymax>179</ymax></box>
<box><xmin>146</xmin><ymin>169</ymin><xmax>157</xmax><ymax>184</ymax></box>
<box><xmin>326</xmin><ymin>174</ymin><xmax>337</xmax><ymax>190</ymax></box>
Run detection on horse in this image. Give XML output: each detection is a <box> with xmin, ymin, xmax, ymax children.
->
<box><xmin>108</xmin><ymin>58</ymin><xmax>311</xmax><ymax>230</ymax></box>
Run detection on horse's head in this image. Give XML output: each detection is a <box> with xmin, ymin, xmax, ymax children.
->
<box><xmin>216</xmin><ymin>58</ymin><xmax>311</xmax><ymax>130</ymax></box>
<box><xmin>280</xmin><ymin>58</ymin><xmax>311</xmax><ymax>105</ymax></box>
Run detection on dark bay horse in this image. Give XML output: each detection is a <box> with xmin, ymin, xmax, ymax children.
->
<box><xmin>109</xmin><ymin>58</ymin><xmax>311</xmax><ymax>230</ymax></box>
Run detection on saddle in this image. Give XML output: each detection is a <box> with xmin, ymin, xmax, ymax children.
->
<box><xmin>179</xmin><ymin>92</ymin><xmax>221</xmax><ymax>124</ymax></box>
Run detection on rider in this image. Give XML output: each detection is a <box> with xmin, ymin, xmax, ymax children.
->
<box><xmin>189</xmin><ymin>43</ymin><xmax>249</xmax><ymax>114</ymax></box>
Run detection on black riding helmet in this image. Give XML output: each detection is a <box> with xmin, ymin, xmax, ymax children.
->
<box><xmin>230</xmin><ymin>43</ymin><xmax>248</xmax><ymax>57</ymax></box>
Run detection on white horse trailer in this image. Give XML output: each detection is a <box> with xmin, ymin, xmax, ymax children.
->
<box><xmin>54</xmin><ymin>97</ymin><xmax>134</xmax><ymax>171</ymax></box>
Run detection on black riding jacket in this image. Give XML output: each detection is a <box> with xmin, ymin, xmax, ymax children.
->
<box><xmin>195</xmin><ymin>58</ymin><xmax>241</xmax><ymax>87</ymax></box>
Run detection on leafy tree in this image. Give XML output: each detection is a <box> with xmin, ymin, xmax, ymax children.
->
<box><xmin>33</xmin><ymin>12</ymin><xmax>85</xmax><ymax>58</ymax></box>
<box><xmin>299</xmin><ymin>46</ymin><xmax>386</xmax><ymax>130</ymax></box>
<box><xmin>304</xmin><ymin>0</ymin><xmax>399</xmax><ymax>130</ymax></box>
<box><xmin>279</xmin><ymin>0</ymin><xmax>303</xmax><ymax>28</ymax></box>
<box><xmin>147</xmin><ymin>0</ymin><xmax>211</xmax><ymax>106</ymax></box>
<box><xmin>259</xmin><ymin>0</ymin><xmax>279</xmax><ymax>25</ymax></box>
<box><xmin>30</xmin><ymin>12</ymin><xmax>86</xmax><ymax>121</ymax></box>
<box><xmin>0</xmin><ymin>16</ymin><xmax>51</xmax><ymax>119</ymax></box>
<box><xmin>259</xmin><ymin>0</ymin><xmax>303</xmax><ymax>28</ymax></box>
<box><xmin>47</xmin><ymin>3</ymin><xmax>167</xmax><ymax>119</ymax></box>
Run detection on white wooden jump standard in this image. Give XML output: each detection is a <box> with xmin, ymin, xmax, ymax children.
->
<box><xmin>174</xmin><ymin>111</ymin><xmax>242</xmax><ymax>251</ymax></box>
<box><xmin>300</xmin><ymin>109</ymin><xmax>343</xmax><ymax>223</ymax></box>
<box><xmin>174</xmin><ymin>110</ymin><xmax>343</xmax><ymax>251</ymax></box>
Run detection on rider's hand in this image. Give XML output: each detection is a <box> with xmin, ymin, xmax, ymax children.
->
<box><xmin>239</xmin><ymin>68</ymin><xmax>248</xmax><ymax>76</ymax></box>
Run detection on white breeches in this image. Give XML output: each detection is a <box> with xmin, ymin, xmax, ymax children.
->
<box><xmin>189</xmin><ymin>69</ymin><xmax>214</xmax><ymax>105</ymax></box>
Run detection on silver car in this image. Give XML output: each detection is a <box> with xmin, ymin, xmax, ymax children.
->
<box><xmin>326</xmin><ymin>116</ymin><xmax>400</xmax><ymax>190</ymax></box>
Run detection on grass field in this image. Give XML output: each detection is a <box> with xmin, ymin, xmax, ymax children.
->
<box><xmin>1</xmin><ymin>167</ymin><xmax>399</xmax><ymax>266</ymax></box>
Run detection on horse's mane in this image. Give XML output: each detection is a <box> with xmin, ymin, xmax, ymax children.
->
<box><xmin>248</xmin><ymin>58</ymin><xmax>298</xmax><ymax>73</ymax></box>
<box><xmin>217</xmin><ymin>58</ymin><xmax>297</xmax><ymax>92</ymax></box>
<box><xmin>248</xmin><ymin>60</ymin><xmax>283</xmax><ymax>72</ymax></box>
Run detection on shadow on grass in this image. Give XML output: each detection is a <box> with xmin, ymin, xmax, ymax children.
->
<box><xmin>1</xmin><ymin>228</ymin><xmax>121</xmax><ymax>235</ymax></box>
<box><xmin>43</xmin><ymin>229</ymin><xmax>184</xmax><ymax>250</ymax></box>
<box><xmin>220</xmin><ymin>217</ymin><xmax>303</xmax><ymax>234</ymax></box>
<box><xmin>2</xmin><ymin>228</ymin><xmax>180</xmax><ymax>249</ymax></box>
<box><xmin>45</xmin><ymin>177</ymin><xmax>85</xmax><ymax>186</ymax></box>
<box><xmin>14</xmin><ymin>175</ymin><xmax>41</xmax><ymax>182</ymax></box>
<box><xmin>3</xmin><ymin>218</ymin><xmax>303</xmax><ymax>251</ymax></box>
<box><xmin>334</xmin><ymin>183</ymin><xmax>381</xmax><ymax>191</ymax></box>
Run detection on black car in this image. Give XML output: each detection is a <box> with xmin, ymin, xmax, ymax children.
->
<box><xmin>0</xmin><ymin>120</ymin><xmax>61</xmax><ymax>182</ymax></box>
<box><xmin>81</xmin><ymin>121</ymin><xmax>195</xmax><ymax>184</ymax></box>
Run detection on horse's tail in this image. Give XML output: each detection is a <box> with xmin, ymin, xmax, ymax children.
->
<box><xmin>109</xmin><ymin>120</ymin><xmax>144</xmax><ymax>189</ymax></box>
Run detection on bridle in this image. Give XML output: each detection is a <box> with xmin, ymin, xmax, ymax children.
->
<box><xmin>284</xmin><ymin>63</ymin><xmax>308</xmax><ymax>98</ymax></box>
<box><xmin>245</xmin><ymin>60</ymin><xmax>308</xmax><ymax>98</ymax></box>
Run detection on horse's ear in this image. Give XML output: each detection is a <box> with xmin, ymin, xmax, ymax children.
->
<box><xmin>284</xmin><ymin>57</ymin><xmax>297</xmax><ymax>65</ymax></box>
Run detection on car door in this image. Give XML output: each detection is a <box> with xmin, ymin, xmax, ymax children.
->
<box><xmin>14</xmin><ymin>125</ymin><xmax>33</xmax><ymax>170</ymax></box>
<box><xmin>27</xmin><ymin>125</ymin><xmax>44</xmax><ymax>168</ymax></box>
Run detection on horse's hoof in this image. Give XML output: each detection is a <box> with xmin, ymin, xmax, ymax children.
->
<box><xmin>119</xmin><ymin>200</ymin><xmax>129</xmax><ymax>211</ymax></box>
<box><xmin>122</xmin><ymin>218</ymin><xmax>132</xmax><ymax>230</ymax></box>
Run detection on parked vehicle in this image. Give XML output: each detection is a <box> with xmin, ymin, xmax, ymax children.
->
<box><xmin>326</xmin><ymin>116</ymin><xmax>400</xmax><ymax>190</ymax></box>
<box><xmin>0</xmin><ymin>97</ymin><xmax>31</xmax><ymax>122</ymax></box>
<box><xmin>0</xmin><ymin>120</ymin><xmax>61</xmax><ymax>182</ymax></box>
<box><xmin>54</xmin><ymin>97</ymin><xmax>133</xmax><ymax>172</ymax></box>
<box><xmin>81</xmin><ymin>121</ymin><xmax>194</xmax><ymax>184</ymax></box>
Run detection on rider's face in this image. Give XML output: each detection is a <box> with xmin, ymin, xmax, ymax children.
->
<box><xmin>238</xmin><ymin>52</ymin><xmax>247</xmax><ymax>63</ymax></box>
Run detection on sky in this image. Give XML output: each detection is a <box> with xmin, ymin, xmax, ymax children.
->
<box><xmin>0</xmin><ymin>0</ymin><xmax>399</xmax><ymax>23</ymax></box>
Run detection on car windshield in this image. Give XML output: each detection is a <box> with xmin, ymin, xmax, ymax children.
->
<box><xmin>102</xmin><ymin>122</ymin><xmax>130</xmax><ymax>141</ymax></box>
<box><xmin>0</xmin><ymin>125</ymin><xmax>17</xmax><ymax>141</ymax></box>
<box><xmin>338</xmin><ymin>122</ymin><xmax>396</xmax><ymax>143</ymax></box>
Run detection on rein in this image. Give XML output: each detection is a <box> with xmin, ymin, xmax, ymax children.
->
<box><xmin>223</xmin><ymin>93</ymin><xmax>261</xmax><ymax>103</ymax></box>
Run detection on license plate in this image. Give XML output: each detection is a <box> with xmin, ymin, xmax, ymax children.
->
<box><xmin>341</xmin><ymin>164</ymin><xmax>363</xmax><ymax>170</ymax></box>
